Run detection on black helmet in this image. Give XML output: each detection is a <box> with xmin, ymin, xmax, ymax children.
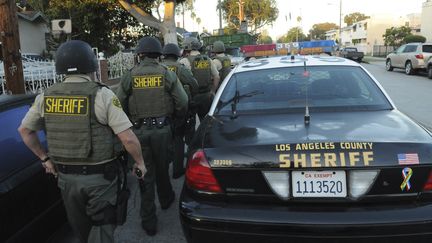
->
<box><xmin>162</xmin><ymin>43</ymin><xmax>181</xmax><ymax>57</ymax></box>
<box><xmin>183</xmin><ymin>37</ymin><xmax>201</xmax><ymax>51</ymax></box>
<box><xmin>212</xmin><ymin>41</ymin><xmax>226</xmax><ymax>53</ymax></box>
<box><xmin>55</xmin><ymin>40</ymin><xmax>97</xmax><ymax>75</ymax></box>
<box><xmin>135</xmin><ymin>36</ymin><xmax>162</xmax><ymax>55</ymax></box>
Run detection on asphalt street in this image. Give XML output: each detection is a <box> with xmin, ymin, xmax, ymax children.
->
<box><xmin>52</xmin><ymin>58</ymin><xmax>432</xmax><ymax>243</ymax></box>
<box><xmin>363</xmin><ymin>60</ymin><xmax>432</xmax><ymax>129</ymax></box>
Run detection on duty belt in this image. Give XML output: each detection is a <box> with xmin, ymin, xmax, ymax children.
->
<box><xmin>133</xmin><ymin>116</ymin><xmax>170</xmax><ymax>129</ymax></box>
<box><xmin>56</xmin><ymin>160</ymin><xmax>116</xmax><ymax>175</ymax></box>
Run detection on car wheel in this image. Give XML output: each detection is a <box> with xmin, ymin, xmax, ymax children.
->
<box><xmin>386</xmin><ymin>59</ymin><xmax>393</xmax><ymax>71</ymax></box>
<box><xmin>405</xmin><ymin>61</ymin><xmax>414</xmax><ymax>75</ymax></box>
<box><xmin>428</xmin><ymin>66</ymin><xmax>432</xmax><ymax>79</ymax></box>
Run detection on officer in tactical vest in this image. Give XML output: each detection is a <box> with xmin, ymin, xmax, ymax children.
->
<box><xmin>179</xmin><ymin>37</ymin><xmax>220</xmax><ymax>121</ymax></box>
<box><xmin>18</xmin><ymin>40</ymin><xmax>146</xmax><ymax>243</ymax></box>
<box><xmin>116</xmin><ymin>37</ymin><xmax>188</xmax><ymax>236</ymax></box>
<box><xmin>162</xmin><ymin>43</ymin><xmax>198</xmax><ymax>178</ymax></box>
<box><xmin>212</xmin><ymin>41</ymin><xmax>232</xmax><ymax>90</ymax></box>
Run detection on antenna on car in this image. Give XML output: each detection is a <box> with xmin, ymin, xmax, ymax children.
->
<box><xmin>303</xmin><ymin>60</ymin><xmax>310</xmax><ymax>126</ymax></box>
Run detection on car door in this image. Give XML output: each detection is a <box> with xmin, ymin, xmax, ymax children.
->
<box><xmin>392</xmin><ymin>45</ymin><xmax>406</xmax><ymax>67</ymax></box>
<box><xmin>401</xmin><ymin>44</ymin><xmax>418</xmax><ymax>67</ymax></box>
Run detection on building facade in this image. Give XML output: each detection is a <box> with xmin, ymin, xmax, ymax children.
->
<box><xmin>17</xmin><ymin>11</ymin><xmax>49</xmax><ymax>55</ymax></box>
<box><xmin>421</xmin><ymin>0</ymin><xmax>432</xmax><ymax>41</ymax></box>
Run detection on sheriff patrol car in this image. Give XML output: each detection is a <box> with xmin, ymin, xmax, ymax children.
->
<box><xmin>180</xmin><ymin>55</ymin><xmax>432</xmax><ymax>243</ymax></box>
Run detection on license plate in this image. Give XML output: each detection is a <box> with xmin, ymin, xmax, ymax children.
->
<box><xmin>292</xmin><ymin>171</ymin><xmax>347</xmax><ymax>197</ymax></box>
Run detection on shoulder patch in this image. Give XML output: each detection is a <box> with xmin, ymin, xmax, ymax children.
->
<box><xmin>112</xmin><ymin>97</ymin><xmax>122</xmax><ymax>108</ymax></box>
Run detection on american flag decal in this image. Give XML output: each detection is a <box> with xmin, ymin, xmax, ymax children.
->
<box><xmin>398</xmin><ymin>153</ymin><xmax>419</xmax><ymax>165</ymax></box>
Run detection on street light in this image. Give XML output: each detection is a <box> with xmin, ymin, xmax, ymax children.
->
<box><xmin>328</xmin><ymin>0</ymin><xmax>342</xmax><ymax>45</ymax></box>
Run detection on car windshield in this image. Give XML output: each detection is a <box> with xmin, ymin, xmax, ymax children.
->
<box><xmin>345</xmin><ymin>48</ymin><xmax>357</xmax><ymax>52</ymax></box>
<box><xmin>215</xmin><ymin>65</ymin><xmax>392</xmax><ymax>115</ymax></box>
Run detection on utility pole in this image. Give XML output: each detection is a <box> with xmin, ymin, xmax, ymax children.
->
<box><xmin>0</xmin><ymin>0</ymin><xmax>25</xmax><ymax>94</ymax></box>
<box><xmin>339</xmin><ymin>0</ymin><xmax>342</xmax><ymax>45</ymax></box>
<box><xmin>218</xmin><ymin>0</ymin><xmax>224</xmax><ymax>35</ymax></box>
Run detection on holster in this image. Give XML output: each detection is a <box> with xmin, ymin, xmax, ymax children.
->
<box><xmin>92</xmin><ymin>156</ymin><xmax>130</xmax><ymax>226</ymax></box>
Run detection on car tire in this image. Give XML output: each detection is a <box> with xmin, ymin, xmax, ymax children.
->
<box><xmin>405</xmin><ymin>61</ymin><xmax>414</xmax><ymax>75</ymax></box>
<box><xmin>428</xmin><ymin>66</ymin><xmax>432</xmax><ymax>79</ymax></box>
<box><xmin>386</xmin><ymin>59</ymin><xmax>393</xmax><ymax>71</ymax></box>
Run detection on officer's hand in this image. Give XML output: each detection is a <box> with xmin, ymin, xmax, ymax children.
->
<box><xmin>42</xmin><ymin>160</ymin><xmax>58</xmax><ymax>177</ymax></box>
<box><xmin>133</xmin><ymin>162</ymin><xmax>147</xmax><ymax>179</ymax></box>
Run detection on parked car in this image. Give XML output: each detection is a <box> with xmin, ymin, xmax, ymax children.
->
<box><xmin>180</xmin><ymin>55</ymin><xmax>432</xmax><ymax>243</ymax></box>
<box><xmin>336</xmin><ymin>47</ymin><xmax>364</xmax><ymax>62</ymax></box>
<box><xmin>427</xmin><ymin>57</ymin><xmax>432</xmax><ymax>79</ymax></box>
<box><xmin>0</xmin><ymin>94</ymin><xmax>67</xmax><ymax>243</ymax></box>
<box><xmin>386</xmin><ymin>42</ymin><xmax>432</xmax><ymax>75</ymax></box>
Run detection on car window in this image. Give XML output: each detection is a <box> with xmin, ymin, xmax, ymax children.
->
<box><xmin>395</xmin><ymin>45</ymin><xmax>406</xmax><ymax>53</ymax></box>
<box><xmin>402</xmin><ymin>45</ymin><xmax>417</xmax><ymax>53</ymax></box>
<box><xmin>422</xmin><ymin>45</ymin><xmax>432</xmax><ymax>53</ymax></box>
<box><xmin>215</xmin><ymin>66</ymin><xmax>392</xmax><ymax>115</ymax></box>
<box><xmin>344</xmin><ymin>48</ymin><xmax>357</xmax><ymax>52</ymax></box>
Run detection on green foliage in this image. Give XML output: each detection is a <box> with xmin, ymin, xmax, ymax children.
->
<box><xmin>344</xmin><ymin>12</ymin><xmax>369</xmax><ymax>26</ymax></box>
<box><xmin>258</xmin><ymin>34</ymin><xmax>272</xmax><ymax>44</ymax></box>
<box><xmin>221</xmin><ymin>0</ymin><xmax>278</xmax><ymax>34</ymax></box>
<box><xmin>277</xmin><ymin>27</ymin><xmax>306</xmax><ymax>43</ymax></box>
<box><xmin>404</xmin><ymin>34</ymin><xmax>426</xmax><ymax>44</ymax></box>
<box><xmin>26</xmin><ymin>0</ymin><xmax>158</xmax><ymax>55</ymax></box>
<box><xmin>383</xmin><ymin>26</ymin><xmax>412</xmax><ymax>47</ymax></box>
<box><xmin>309</xmin><ymin>22</ymin><xmax>338</xmax><ymax>40</ymax></box>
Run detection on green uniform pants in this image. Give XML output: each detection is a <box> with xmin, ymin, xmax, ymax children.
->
<box><xmin>173</xmin><ymin>124</ymin><xmax>186</xmax><ymax>176</ymax></box>
<box><xmin>193</xmin><ymin>92</ymin><xmax>213</xmax><ymax>121</ymax></box>
<box><xmin>57</xmin><ymin>173</ymin><xmax>117</xmax><ymax>243</ymax></box>
<box><xmin>134</xmin><ymin>124</ymin><xmax>174</xmax><ymax>228</ymax></box>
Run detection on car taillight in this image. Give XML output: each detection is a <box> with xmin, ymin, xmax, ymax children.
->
<box><xmin>422</xmin><ymin>171</ymin><xmax>432</xmax><ymax>191</ymax></box>
<box><xmin>415</xmin><ymin>54</ymin><xmax>424</xmax><ymax>59</ymax></box>
<box><xmin>186</xmin><ymin>150</ymin><xmax>223</xmax><ymax>193</ymax></box>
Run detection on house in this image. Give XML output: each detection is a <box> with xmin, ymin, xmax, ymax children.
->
<box><xmin>325</xmin><ymin>14</ymin><xmax>408</xmax><ymax>55</ymax></box>
<box><xmin>17</xmin><ymin>11</ymin><xmax>49</xmax><ymax>55</ymax></box>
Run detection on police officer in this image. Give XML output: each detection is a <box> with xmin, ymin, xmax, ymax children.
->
<box><xmin>116</xmin><ymin>37</ymin><xmax>188</xmax><ymax>236</ymax></box>
<box><xmin>180</xmin><ymin>37</ymin><xmax>220</xmax><ymax>121</ymax></box>
<box><xmin>162</xmin><ymin>43</ymin><xmax>198</xmax><ymax>178</ymax></box>
<box><xmin>18</xmin><ymin>40</ymin><xmax>146</xmax><ymax>243</ymax></box>
<box><xmin>212</xmin><ymin>41</ymin><xmax>232</xmax><ymax>89</ymax></box>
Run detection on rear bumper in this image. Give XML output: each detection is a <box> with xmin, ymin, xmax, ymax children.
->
<box><xmin>180</xmin><ymin>190</ymin><xmax>432</xmax><ymax>243</ymax></box>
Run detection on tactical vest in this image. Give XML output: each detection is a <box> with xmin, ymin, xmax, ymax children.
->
<box><xmin>44</xmin><ymin>81</ymin><xmax>115</xmax><ymax>164</ymax></box>
<box><xmin>163</xmin><ymin>59</ymin><xmax>192</xmax><ymax>100</ymax></box>
<box><xmin>128</xmin><ymin>63</ymin><xmax>174</xmax><ymax>119</ymax></box>
<box><xmin>187</xmin><ymin>55</ymin><xmax>212</xmax><ymax>92</ymax></box>
<box><xmin>214</xmin><ymin>55</ymin><xmax>231</xmax><ymax>82</ymax></box>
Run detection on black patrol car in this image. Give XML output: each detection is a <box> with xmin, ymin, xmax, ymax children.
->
<box><xmin>180</xmin><ymin>56</ymin><xmax>432</xmax><ymax>242</ymax></box>
<box><xmin>0</xmin><ymin>94</ymin><xmax>67</xmax><ymax>242</ymax></box>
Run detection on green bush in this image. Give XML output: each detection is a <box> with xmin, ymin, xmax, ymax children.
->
<box><xmin>404</xmin><ymin>35</ymin><xmax>427</xmax><ymax>44</ymax></box>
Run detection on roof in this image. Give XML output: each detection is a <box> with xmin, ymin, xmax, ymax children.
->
<box><xmin>234</xmin><ymin>55</ymin><xmax>361</xmax><ymax>73</ymax></box>
<box><xmin>17</xmin><ymin>11</ymin><xmax>48</xmax><ymax>24</ymax></box>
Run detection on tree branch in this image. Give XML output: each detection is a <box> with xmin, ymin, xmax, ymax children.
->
<box><xmin>118</xmin><ymin>0</ymin><xmax>163</xmax><ymax>31</ymax></box>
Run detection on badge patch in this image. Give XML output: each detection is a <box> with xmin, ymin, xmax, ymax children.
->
<box><xmin>44</xmin><ymin>96</ymin><xmax>88</xmax><ymax>115</ymax></box>
<box><xmin>112</xmin><ymin>97</ymin><xmax>122</xmax><ymax>108</ymax></box>
<box><xmin>400</xmin><ymin>167</ymin><xmax>413</xmax><ymax>191</ymax></box>
<box><xmin>398</xmin><ymin>153</ymin><xmax>419</xmax><ymax>165</ymax></box>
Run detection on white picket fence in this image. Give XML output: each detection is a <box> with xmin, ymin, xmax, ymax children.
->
<box><xmin>0</xmin><ymin>51</ymin><xmax>134</xmax><ymax>94</ymax></box>
<box><xmin>0</xmin><ymin>58</ymin><xmax>64</xmax><ymax>95</ymax></box>
<box><xmin>107</xmin><ymin>51</ymin><xmax>135</xmax><ymax>80</ymax></box>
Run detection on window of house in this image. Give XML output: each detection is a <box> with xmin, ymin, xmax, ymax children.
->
<box><xmin>364</xmin><ymin>23</ymin><xmax>367</xmax><ymax>30</ymax></box>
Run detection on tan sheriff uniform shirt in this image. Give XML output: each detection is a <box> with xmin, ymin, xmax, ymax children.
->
<box><xmin>179</xmin><ymin>50</ymin><xmax>220</xmax><ymax>80</ymax></box>
<box><xmin>21</xmin><ymin>75</ymin><xmax>132</xmax><ymax>134</ymax></box>
<box><xmin>212</xmin><ymin>53</ymin><xmax>227</xmax><ymax>72</ymax></box>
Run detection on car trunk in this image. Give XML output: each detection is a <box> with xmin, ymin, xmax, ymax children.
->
<box><xmin>194</xmin><ymin>110</ymin><xmax>432</xmax><ymax>203</ymax></box>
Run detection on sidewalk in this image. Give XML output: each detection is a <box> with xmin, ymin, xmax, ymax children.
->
<box><xmin>363</xmin><ymin>56</ymin><xmax>386</xmax><ymax>63</ymax></box>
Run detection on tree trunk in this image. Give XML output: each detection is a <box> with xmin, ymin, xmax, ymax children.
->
<box><xmin>161</xmin><ymin>1</ymin><xmax>177</xmax><ymax>44</ymax></box>
<box><xmin>118</xmin><ymin>0</ymin><xmax>178</xmax><ymax>45</ymax></box>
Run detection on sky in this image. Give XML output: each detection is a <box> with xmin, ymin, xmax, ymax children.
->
<box><xmin>176</xmin><ymin>0</ymin><xmax>426</xmax><ymax>40</ymax></box>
